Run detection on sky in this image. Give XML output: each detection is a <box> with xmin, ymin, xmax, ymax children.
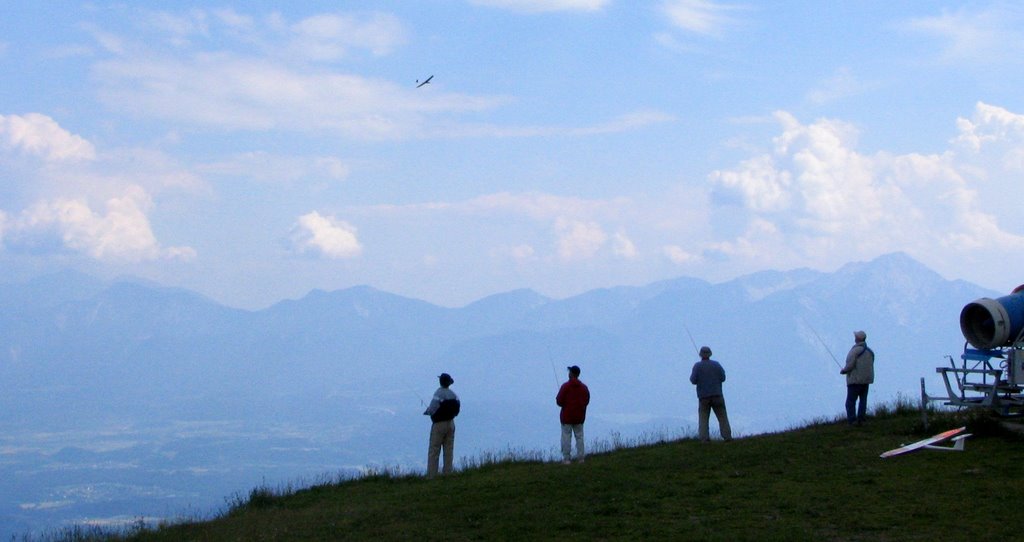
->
<box><xmin>3</xmin><ymin>1</ymin><xmax>1024</xmax><ymax>309</ymax></box>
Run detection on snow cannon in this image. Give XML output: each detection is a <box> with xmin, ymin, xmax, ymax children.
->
<box><xmin>922</xmin><ymin>286</ymin><xmax>1024</xmax><ymax>421</ymax></box>
<box><xmin>959</xmin><ymin>285</ymin><xmax>1024</xmax><ymax>349</ymax></box>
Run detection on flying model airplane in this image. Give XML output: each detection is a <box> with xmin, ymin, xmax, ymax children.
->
<box><xmin>416</xmin><ymin>75</ymin><xmax>433</xmax><ymax>88</ymax></box>
<box><xmin>879</xmin><ymin>426</ymin><xmax>970</xmax><ymax>458</ymax></box>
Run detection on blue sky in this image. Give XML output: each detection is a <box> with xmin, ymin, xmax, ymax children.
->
<box><xmin>3</xmin><ymin>0</ymin><xmax>1024</xmax><ymax>308</ymax></box>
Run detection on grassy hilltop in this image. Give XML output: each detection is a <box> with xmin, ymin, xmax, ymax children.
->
<box><xmin>86</xmin><ymin>406</ymin><xmax>1021</xmax><ymax>541</ymax></box>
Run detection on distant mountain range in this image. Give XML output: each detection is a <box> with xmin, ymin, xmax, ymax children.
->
<box><xmin>0</xmin><ymin>252</ymin><xmax>1003</xmax><ymax>537</ymax></box>
<box><xmin>0</xmin><ymin>252</ymin><xmax>999</xmax><ymax>427</ymax></box>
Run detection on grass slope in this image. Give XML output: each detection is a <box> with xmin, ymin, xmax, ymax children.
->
<box><xmin>112</xmin><ymin>409</ymin><xmax>1021</xmax><ymax>541</ymax></box>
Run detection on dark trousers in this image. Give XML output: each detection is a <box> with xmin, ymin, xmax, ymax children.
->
<box><xmin>845</xmin><ymin>384</ymin><xmax>869</xmax><ymax>424</ymax></box>
<box><xmin>698</xmin><ymin>395</ymin><xmax>732</xmax><ymax>441</ymax></box>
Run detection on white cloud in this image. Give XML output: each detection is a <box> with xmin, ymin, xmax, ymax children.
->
<box><xmin>0</xmin><ymin>112</ymin><xmax>199</xmax><ymax>266</ymax></box>
<box><xmin>354</xmin><ymin>192</ymin><xmax>630</xmax><ymax>222</ymax></box>
<box><xmin>198</xmin><ymin>152</ymin><xmax>350</xmax><ymax>183</ymax></box>
<box><xmin>86</xmin><ymin>8</ymin><xmax>674</xmax><ymax>140</ymax></box>
<box><xmin>710</xmin><ymin>154</ymin><xmax>791</xmax><ymax>212</ymax></box>
<box><xmin>952</xmin><ymin>101</ymin><xmax>1024</xmax><ymax>154</ymax></box>
<box><xmin>84</xmin><ymin>8</ymin><xmax>502</xmax><ymax>140</ymax></box>
<box><xmin>806</xmin><ymin>67</ymin><xmax>876</xmax><ymax>106</ymax></box>
<box><xmin>703</xmin><ymin>218</ymin><xmax>781</xmax><ymax>260</ymax></box>
<box><xmin>469</xmin><ymin>0</ymin><xmax>609</xmax><ymax>13</ymax></box>
<box><xmin>905</xmin><ymin>5</ymin><xmax>1024</xmax><ymax>64</ymax></box>
<box><xmin>346</xmin><ymin>192</ymin><xmax>641</xmax><ymax>264</ymax></box>
<box><xmin>144</xmin><ymin>9</ymin><xmax>211</xmax><ymax>46</ymax></box>
<box><xmin>713</xmin><ymin>111</ymin><xmax>879</xmax><ymax>234</ymax></box>
<box><xmin>291</xmin><ymin>211</ymin><xmax>362</xmax><ymax>259</ymax></box>
<box><xmin>442</xmin><ymin>109</ymin><xmax>674</xmax><ymax>138</ymax></box>
<box><xmin>93</xmin><ymin>53</ymin><xmax>504</xmax><ymax>139</ymax></box>
<box><xmin>492</xmin><ymin>243</ymin><xmax>536</xmax><ymax>263</ymax></box>
<box><xmin>652</xmin><ymin>32</ymin><xmax>704</xmax><ymax>54</ymax></box>
<box><xmin>290</xmin><ymin>13</ymin><xmax>406</xmax><ymax>59</ymax></box>
<box><xmin>663</xmin><ymin>245</ymin><xmax>699</xmax><ymax>265</ymax></box>
<box><xmin>212</xmin><ymin>9</ymin><xmax>254</xmax><ymax>31</ymax></box>
<box><xmin>661</xmin><ymin>0</ymin><xmax>743</xmax><ymax>37</ymax></box>
<box><xmin>139</xmin><ymin>8</ymin><xmax>405</xmax><ymax>59</ymax></box>
<box><xmin>612</xmin><ymin>232</ymin><xmax>638</xmax><ymax>259</ymax></box>
<box><xmin>555</xmin><ymin>218</ymin><xmax>607</xmax><ymax>261</ymax></box>
<box><xmin>707</xmin><ymin>107</ymin><xmax>1024</xmax><ymax>269</ymax></box>
<box><xmin>7</xmin><ymin>187</ymin><xmax>195</xmax><ymax>261</ymax></box>
<box><xmin>941</xmin><ymin>102</ymin><xmax>1024</xmax><ymax>248</ymax></box>
<box><xmin>0</xmin><ymin>113</ymin><xmax>96</xmax><ymax>161</ymax></box>
<box><xmin>101</xmin><ymin>147</ymin><xmax>210</xmax><ymax>194</ymax></box>
<box><xmin>570</xmin><ymin>110</ymin><xmax>676</xmax><ymax>135</ymax></box>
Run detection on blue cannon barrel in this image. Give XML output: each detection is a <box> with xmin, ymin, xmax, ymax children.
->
<box><xmin>960</xmin><ymin>286</ymin><xmax>1024</xmax><ymax>349</ymax></box>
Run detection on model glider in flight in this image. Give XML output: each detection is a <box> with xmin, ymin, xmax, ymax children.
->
<box><xmin>416</xmin><ymin>75</ymin><xmax>433</xmax><ymax>88</ymax></box>
<box><xmin>879</xmin><ymin>426</ymin><xmax>970</xmax><ymax>458</ymax></box>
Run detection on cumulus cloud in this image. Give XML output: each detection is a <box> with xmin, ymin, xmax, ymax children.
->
<box><xmin>5</xmin><ymin>187</ymin><xmax>195</xmax><ymax>261</ymax></box>
<box><xmin>0</xmin><ymin>113</ymin><xmax>96</xmax><ymax>161</ymax></box>
<box><xmin>0</xmin><ymin>112</ymin><xmax>197</xmax><ymax>264</ymax></box>
<box><xmin>953</xmin><ymin>101</ymin><xmax>1024</xmax><ymax>154</ymax></box>
<box><xmin>757</xmin><ymin>112</ymin><xmax>878</xmax><ymax>235</ymax></box>
<box><xmin>707</xmin><ymin>106</ymin><xmax>1024</xmax><ymax>269</ymax></box>
<box><xmin>710</xmin><ymin>154</ymin><xmax>792</xmax><ymax>212</ymax></box>
<box><xmin>469</xmin><ymin>0</ymin><xmax>609</xmax><ymax>13</ymax></box>
<box><xmin>555</xmin><ymin>218</ymin><xmax>608</xmax><ymax>261</ymax></box>
<box><xmin>290</xmin><ymin>211</ymin><xmax>362</xmax><ymax>259</ymax></box>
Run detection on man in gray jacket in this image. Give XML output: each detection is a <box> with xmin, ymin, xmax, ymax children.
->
<box><xmin>689</xmin><ymin>346</ymin><xmax>732</xmax><ymax>442</ymax></box>
<box><xmin>840</xmin><ymin>330</ymin><xmax>874</xmax><ymax>426</ymax></box>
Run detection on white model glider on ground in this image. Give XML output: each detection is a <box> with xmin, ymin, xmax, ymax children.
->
<box><xmin>880</xmin><ymin>426</ymin><xmax>970</xmax><ymax>458</ymax></box>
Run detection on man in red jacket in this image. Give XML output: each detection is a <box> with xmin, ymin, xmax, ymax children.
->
<box><xmin>556</xmin><ymin>365</ymin><xmax>591</xmax><ymax>464</ymax></box>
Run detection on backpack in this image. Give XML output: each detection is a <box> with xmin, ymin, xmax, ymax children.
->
<box><xmin>431</xmin><ymin>398</ymin><xmax>461</xmax><ymax>423</ymax></box>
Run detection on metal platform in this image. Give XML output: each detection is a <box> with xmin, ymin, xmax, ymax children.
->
<box><xmin>922</xmin><ymin>345</ymin><xmax>1024</xmax><ymax>420</ymax></box>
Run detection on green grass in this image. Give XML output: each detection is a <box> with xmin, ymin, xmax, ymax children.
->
<box><xmin>43</xmin><ymin>404</ymin><xmax>1024</xmax><ymax>541</ymax></box>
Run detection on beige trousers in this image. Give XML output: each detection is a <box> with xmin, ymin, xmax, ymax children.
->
<box><xmin>427</xmin><ymin>420</ymin><xmax>455</xmax><ymax>476</ymax></box>
<box><xmin>561</xmin><ymin>423</ymin><xmax>585</xmax><ymax>461</ymax></box>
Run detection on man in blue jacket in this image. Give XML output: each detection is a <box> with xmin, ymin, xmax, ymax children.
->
<box><xmin>690</xmin><ymin>346</ymin><xmax>732</xmax><ymax>442</ymax></box>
